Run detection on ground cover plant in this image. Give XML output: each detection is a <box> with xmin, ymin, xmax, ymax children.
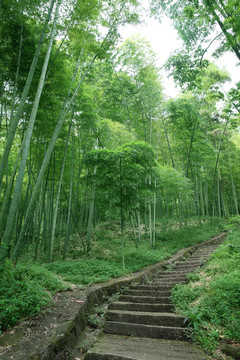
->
<box><xmin>0</xmin><ymin>220</ymin><xmax>221</xmax><ymax>333</ymax></box>
<box><xmin>45</xmin><ymin>219</ymin><xmax>222</xmax><ymax>282</ymax></box>
<box><xmin>171</xmin><ymin>217</ymin><xmax>240</xmax><ymax>356</ymax></box>
<box><xmin>0</xmin><ymin>261</ymin><xmax>67</xmax><ymax>333</ymax></box>
<box><xmin>1</xmin><ymin>0</ymin><xmax>240</xmax><ymax>355</ymax></box>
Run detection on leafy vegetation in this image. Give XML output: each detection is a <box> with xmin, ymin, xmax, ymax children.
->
<box><xmin>0</xmin><ymin>0</ymin><xmax>240</xmax><ymax>352</ymax></box>
<box><xmin>0</xmin><ymin>220</ymin><xmax>220</xmax><ymax>332</ymax></box>
<box><xmin>45</xmin><ymin>258</ymin><xmax>124</xmax><ymax>285</ymax></box>
<box><xmin>172</xmin><ymin>218</ymin><xmax>240</xmax><ymax>354</ymax></box>
<box><xmin>0</xmin><ymin>261</ymin><xmax>67</xmax><ymax>332</ymax></box>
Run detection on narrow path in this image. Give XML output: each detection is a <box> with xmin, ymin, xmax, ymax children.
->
<box><xmin>1</xmin><ymin>235</ymin><xmax>225</xmax><ymax>359</ymax></box>
<box><xmin>83</xmin><ymin>244</ymin><xmax>219</xmax><ymax>360</ymax></box>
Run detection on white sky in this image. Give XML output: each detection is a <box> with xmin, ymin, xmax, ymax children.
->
<box><xmin>119</xmin><ymin>15</ymin><xmax>240</xmax><ymax>98</ymax></box>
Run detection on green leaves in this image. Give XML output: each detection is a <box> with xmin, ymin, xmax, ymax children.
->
<box><xmin>157</xmin><ymin>165</ymin><xmax>192</xmax><ymax>198</ymax></box>
<box><xmin>165</xmin><ymin>48</ymin><xmax>210</xmax><ymax>90</ymax></box>
<box><xmin>0</xmin><ymin>261</ymin><xmax>66</xmax><ymax>331</ymax></box>
<box><xmin>97</xmin><ymin>119</ymin><xmax>135</xmax><ymax>149</ymax></box>
<box><xmin>151</xmin><ymin>0</ymin><xmax>240</xmax><ymax>61</ymax></box>
<box><xmin>84</xmin><ymin>141</ymin><xmax>156</xmax><ymax>216</ymax></box>
<box><xmin>172</xmin><ymin>230</ymin><xmax>240</xmax><ymax>351</ymax></box>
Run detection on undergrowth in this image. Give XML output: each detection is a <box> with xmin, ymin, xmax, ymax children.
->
<box><xmin>0</xmin><ymin>219</ymin><xmax>221</xmax><ymax>333</ymax></box>
<box><xmin>171</xmin><ymin>217</ymin><xmax>240</xmax><ymax>355</ymax></box>
<box><xmin>45</xmin><ymin>259</ymin><xmax>124</xmax><ymax>284</ymax></box>
<box><xmin>45</xmin><ymin>220</ymin><xmax>221</xmax><ymax>282</ymax></box>
<box><xmin>0</xmin><ymin>261</ymin><xmax>67</xmax><ymax>333</ymax></box>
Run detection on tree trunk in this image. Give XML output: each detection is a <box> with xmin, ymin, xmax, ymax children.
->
<box><xmin>63</xmin><ymin>131</ymin><xmax>74</xmax><ymax>260</ymax></box>
<box><xmin>0</xmin><ymin>0</ymin><xmax>56</xmax><ymax>190</ymax></box>
<box><xmin>86</xmin><ymin>165</ymin><xmax>97</xmax><ymax>253</ymax></box>
<box><xmin>49</xmin><ymin>122</ymin><xmax>71</xmax><ymax>262</ymax></box>
<box><xmin>152</xmin><ymin>186</ymin><xmax>156</xmax><ymax>248</ymax></box>
<box><xmin>217</xmin><ymin>173</ymin><xmax>221</xmax><ymax>218</ymax></box>
<box><xmin>228</xmin><ymin>137</ymin><xmax>239</xmax><ymax>215</ymax></box>
<box><xmin>0</xmin><ymin>0</ymin><xmax>61</xmax><ymax>261</ymax></box>
<box><xmin>137</xmin><ymin>209</ymin><xmax>141</xmax><ymax>245</ymax></box>
<box><xmin>130</xmin><ymin>213</ymin><xmax>138</xmax><ymax>248</ymax></box>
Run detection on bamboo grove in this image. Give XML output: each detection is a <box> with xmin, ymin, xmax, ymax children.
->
<box><xmin>0</xmin><ymin>0</ymin><xmax>240</xmax><ymax>266</ymax></box>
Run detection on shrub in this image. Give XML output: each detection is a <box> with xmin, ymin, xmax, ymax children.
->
<box><xmin>172</xmin><ymin>229</ymin><xmax>240</xmax><ymax>352</ymax></box>
<box><xmin>0</xmin><ymin>261</ymin><xmax>66</xmax><ymax>332</ymax></box>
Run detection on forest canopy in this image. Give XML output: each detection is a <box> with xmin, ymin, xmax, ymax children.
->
<box><xmin>1</xmin><ymin>2</ymin><xmax>240</xmax><ymax>353</ymax></box>
<box><xmin>0</xmin><ymin>0</ymin><xmax>240</xmax><ymax>266</ymax></box>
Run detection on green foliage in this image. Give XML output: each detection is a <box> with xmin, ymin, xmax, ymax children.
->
<box><xmin>171</xmin><ymin>229</ymin><xmax>240</xmax><ymax>352</ymax></box>
<box><xmin>87</xmin><ymin>313</ymin><xmax>104</xmax><ymax>329</ymax></box>
<box><xmin>123</xmin><ymin>248</ymin><xmax>163</xmax><ymax>271</ymax></box>
<box><xmin>0</xmin><ymin>261</ymin><xmax>66</xmax><ymax>332</ymax></box>
<box><xmin>223</xmin><ymin>215</ymin><xmax>240</xmax><ymax>231</ymax></box>
<box><xmin>46</xmin><ymin>220</ymin><xmax>221</xmax><ymax>283</ymax></box>
<box><xmin>1</xmin><ymin>0</ymin><xmax>239</xmax><ymax>340</ymax></box>
<box><xmin>157</xmin><ymin>165</ymin><xmax>192</xmax><ymax>198</ymax></box>
<box><xmin>172</xmin><ymin>282</ymin><xmax>205</xmax><ymax>312</ymax></box>
<box><xmin>84</xmin><ymin>141</ymin><xmax>157</xmax><ymax>218</ymax></box>
<box><xmin>151</xmin><ymin>0</ymin><xmax>240</xmax><ymax>61</ymax></box>
<box><xmin>87</xmin><ymin>306</ymin><xmax>105</xmax><ymax>329</ymax></box>
<box><xmin>0</xmin><ymin>220</ymin><xmax>220</xmax><ymax>332</ymax></box>
<box><xmin>97</xmin><ymin>119</ymin><xmax>135</xmax><ymax>149</ymax></box>
<box><xmin>165</xmin><ymin>53</ymin><xmax>229</xmax><ymax>95</ymax></box>
<box><xmin>15</xmin><ymin>263</ymin><xmax>66</xmax><ymax>292</ymax></box>
<box><xmin>45</xmin><ymin>259</ymin><xmax>125</xmax><ymax>284</ymax></box>
<box><xmin>156</xmin><ymin>221</ymin><xmax>220</xmax><ymax>252</ymax></box>
<box><xmin>165</xmin><ymin>48</ymin><xmax>210</xmax><ymax>90</ymax></box>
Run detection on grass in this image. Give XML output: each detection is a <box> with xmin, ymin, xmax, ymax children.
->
<box><xmin>171</xmin><ymin>217</ymin><xmax>240</xmax><ymax>355</ymax></box>
<box><xmin>0</xmin><ymin>218</ymin><xmax>221</xmax><ymax>333</ymax></box>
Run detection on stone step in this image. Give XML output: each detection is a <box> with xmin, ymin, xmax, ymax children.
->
<box><xmin>190</xmin><ymin>254</ymin><xmax>209</xmax><ymax>257</ymax></box>
<box><xmin>85</xmin><ymin>354</ymin><xmax>134</xmax><ymax>360</ymax></box>
<box><xmin>151</xmin><ymin>280</ymin><xmax>188</xmax><ymax>286</ymax></box>
<box><xmin>157</xmin><ymin>270</ymin><xmax>192</xmax><ymax>276</ymax></box>
<box><xmin>174</xmin><ymin>263</ymin><xmax>199</xmax><ymax>268</ymax></box>
<box><xmin>153</xmin><ymin>269</ymin><xmax>189</xmax><ymax>280</ymax></box>
<box><xmin>123</xmin><ymin>288</ymin><xmax>172</xmax><ymax>296</ymax></box>
<box><xmin>84</xmin><ymin>335</ymin><xmax>210</xmax><ymax>360</ymax></box>
<box><xmin>82</xmin><ymin>236</ymin><xmax>224</xmax><ymax>360</ymax></box>
<box><xmin>122</xmin><ymin>282</ymin><xmax>172</xmax><ymax>296</ymax></box>
<box><xmin>173</xmin><ymin>265</ymin><xmax>198</xmax><ymax>271</ymax></box>
<box><xmin>177</xmin><ymin>261</ymin><xmax>204</xmax><ymax>265</ymax></box>
<box><xmin>104</xmin><ymin>321</ymin><xmax>188</xmax><ymax>341</ymax></box>
<box><xmin>118</xmin><ymin>295</ymin><xmax>172</xmax><ymax>304</ymax></box>
<box><xmin>154</xmin><ymin>277</ymin><xmax>187</xmax><ymax>282</ymax></box>
<box><xmin>109</xmin><ymin>302</ymin><xmax>174</xmax><ymax>313</ymax></box>
<box><xmin>196</xmin><ymin>249</ymin><xmax>215</xmax><ymax>254</ymax></box>
<box><xmin>156</xmin><ymin>272</ymin><xmax>188</xmax><ymax>277</ymax></box>
<box><xmin>190</xmin><ymin>253</ymin><xmax>210</xmax><ymax>257</ymax></box>
<box><xmin>188</xmin><ymin>253</ymin><xmax>210</xmax><ymax>260</ymax></box>
<box><xmin>106</xmin><ymin>310</ymin><xmax>186</xmax><ymax>327</ymax></box>
<box><xmin>129</xmin><ymin>284</ymin><xmax>175</xmax><ymax>291</ymax></box>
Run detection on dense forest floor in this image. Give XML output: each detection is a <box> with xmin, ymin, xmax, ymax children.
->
<box><xmin>1</xmin><ymin>219</ymin><xmax>240</xmax><ymax>359</ymax></box>
<box><xmin>1</xmin><ymin>219</ymin><xmax>220</xmax><ymax>332</ymax></box>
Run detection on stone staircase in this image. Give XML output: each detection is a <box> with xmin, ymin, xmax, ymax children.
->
<box><xmin>83</xmin><ymin>242</ymin><xmax>220</xmax><ymax>360</ymax></box>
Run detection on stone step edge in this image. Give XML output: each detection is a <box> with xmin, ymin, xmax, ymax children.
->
<box><xmin>106</xmin><ymin>309</ymin><xmax>185</xmax><ymax>319</ymax></box>
<box><xmin>84</xmin><ymin>352</ymin><xmax>136</xmax><ymax>360</ymax></box>
<box><xmin>106</xmin><ymin>310</ymin><xmax>187</xmax><ymax>326</ymax></box>
<box><xmin>104</xmin><ymin>321</ymin><xmax>189</xmax><ymax>340</ymax></box>
<box><xmin>109</xmin><ymin>301</ymin><xmax>174</xmax><ymax>308</ymax></box>
<box><xmin>28</xmin><ymin>232</ymin><xmax>227</xmax><ymax>359</ymax></box>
